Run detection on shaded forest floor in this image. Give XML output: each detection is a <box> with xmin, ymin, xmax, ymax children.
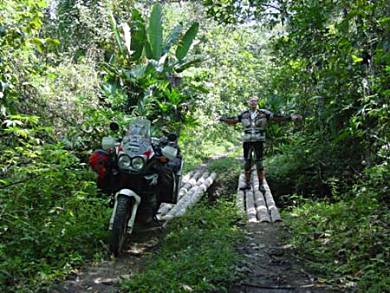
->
<box><xmin>51</xmin><ymin>231</ymin><xmax>163</xmax><ymax>293</ymax></box>
<box><xmin>50</xmin><ymin>156</ymin><xmax>336</xmax><ymax>293</ymax></box>
<box><xmin>231</xmin><ymin>223</ymin><xmax>336</xmax><ymax>293</ymax></box>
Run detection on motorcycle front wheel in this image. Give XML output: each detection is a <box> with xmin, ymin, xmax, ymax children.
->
<box><xmin>110</xmin><ymin>196</ymin><xmax>133</xmax><ymax>256</ymax></box>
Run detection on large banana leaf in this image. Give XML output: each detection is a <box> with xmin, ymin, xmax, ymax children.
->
<box><xmin>148</xmin><ymin>3</ymin><xmax>163</xmax><ymax>60</ymax></box>
<box><xmin>175</xmin><ymin>58</ymin><xmax>203</xmax><ymax>72</ymax></box>
<box><xmin>130</xmin><ymin>9</ymin><xmax>146</xmax><ymax>61</ymax></box>
<box><xmin>176</xmin><ymin>22</ymin><xmax>199</xmax><ymax>61</ymax></box>
<box><xmin>163</xmin><ymin>24</ymin><xmax>183</xmax><ymax>55</ymax></box>
<box><xmin>109</xmin><ymin>12</ymin><xmax>125</xmax><ymax>56</ymax></box>
<box><xmin>144</xmin><ymin>40</ymin><xmax>153</xmax><ymax>60</ymax></box>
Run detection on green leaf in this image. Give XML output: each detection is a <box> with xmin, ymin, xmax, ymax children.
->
<box><xmin>176</xmin><ymin>22</ymin><xmax>199</xmax><ymax>61</ymax></box>
<box><xmin>148</xmin><ymin>3</ymin><xmax>163</xmax><ymax>60</ymax></box>
<box><xmin>30</xmin><ymin>37</ymin><xmax>45</xmax><ymax>53</ymax></box>
<box><xmin>131</xmin><ymin>9</ymin><xmax>146</xmax><ymax>61</ymax></box>
<box><xmin>45</xmin><ymin>38</ymin><xmax>60</xmax><ymax>47</ymax></box>
<box><xmin>352</xmin><ymin>54</ymin><xmax>363</xmax><ymax>63</ymax></box>
<box><xmin>163</xmin><ymin>24</ymin><xmax>183</xmax><ymax>54</ymax></box>
<box><xmin>175</xmin><ymin>58</ymin><xmax>202</xmax><ymax>73</ymax></box>
<box><xmin>110</xmin><ymin>12</ymin><xmax>125</xmax><ymax>55</ymax></box>
<box><xmin>144</xmin><ymin>40</ymin><xmax>153</xmax><ymax>59</ymax></box>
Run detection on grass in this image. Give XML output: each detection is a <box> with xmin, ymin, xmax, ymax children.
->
<box><xmin>0</xmin><ymin>168</ymin><xmax>111</xmax><ymax>292</ymax></box>
<box><xmin>121</xmin><ymin>199</ymin><xmax>244</xmax><ymax>292</ymax></box>
<box><xmin>282</xmin><ymin>191</ymin><xmax>390</xmax><ymax>292</ymax></box>
<box><xmin>182</xmin><ymin>140</ymin><xmax>239</xmax><ymax>173</ymax></box>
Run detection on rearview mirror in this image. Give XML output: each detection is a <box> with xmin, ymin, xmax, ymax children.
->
<box><xmin>167</xmin><ymin>133</ymin><xmax>177</xmax><ymax>142</ymax></box>
<box><xmin>109</xmin><ymin>122</ymin><xmax>120</xmax><ymax>132</ymax></box>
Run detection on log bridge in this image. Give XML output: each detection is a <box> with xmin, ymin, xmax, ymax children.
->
<box><xmin>236</xmin><ymin>169</ymin><xmax>282</xmax><ymax>223</ymax></box>
<box><xmin>157</xmin><ymin>166</ymin><xmax>217</xmax><ymax>221</ymax></box>
<box><xmin>157</xmin><ymin>165</ymin><xmax>281</xmax><ymax>223</ymax></box>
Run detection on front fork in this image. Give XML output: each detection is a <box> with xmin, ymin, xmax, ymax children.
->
<box><xmin>109</xmin><ymin>189</ymin><xmax>141</xmax><ymax>234</ymax></box>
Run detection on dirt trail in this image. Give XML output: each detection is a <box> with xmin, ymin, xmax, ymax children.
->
<box><xmin>230</xmin><ymin>223</ymin><xmax>334</xmax><ymax>293</ymax></box>
<box><xmin>51</xmin><ymin>231</ymin><xmax>162</xmax><ymax>293</ymax></box>
<box><xmin>230</xmin><ymin>168</ymin><xmax>336</xmax><ymax>293</ymax></box>
<box><xmin>51</xmin><ymin>154</ymin><xmax>332</xmax><ymax>293</ymax></box>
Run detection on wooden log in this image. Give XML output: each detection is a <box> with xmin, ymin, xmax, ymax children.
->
<box><xmin>244</xmin><ymin>170</ymin><xmax>258</xmax><ymax>223</ymax></box>
<box><xmin>245</xmin><ymin>186</ymin><xmax>258</xmax><ymax>223</ymax></box>
<box><xmin>196</xmin><ymin>172</ymin><xmax>210</xmax><ymax>186</ymax></box>
<box><xmin>163</xmin><ymin>188</ymin><xmax>195</xmax><ymax>220</ymax></box>
<box><xmin>176</xmin><ymin>172</ymin><xmax>216</xmax><ymax>217</ymax></box>
<box><xmin>157</xmin><ymin>203</ymin><xmax>174</xmax><ymax>217</ymax></box>
<box><xmin>175</xmin><ymin>174</ymin><xmax>215</xmax><ymax>217</ymax></box>
<box><xmin>178</xmin><ymin>170</ymin><xmax>207</xmax><ymax>200</ymax></box>
<box><xmin>238</xmin><ymin>171</ymin><xmax>249</xmax><ymax>190</ymax></box>
<box><xmin>263</xmin><ymin>179</ymin><xmax>282</xmax><ymax>222</ymax></box>
<box><xmin>251</xmin><ymin>172</ymin><xmax>271</xmax><ymax>222</ymax></box>
<box><xmin>253</xmin><ymin>190</ymin><xmax>271</xmax><ymax>223</ymax></box>
<box><xmin>158</xmin><ymin>170</ymin><xmax>195</xmax><ymax>217</ymax></box>
<box><xmin>178</xmin><ymin>182</ymin><xmax>192</xmax><ymax>199</ymax></box>
<box><xmin>181</xmin><ymin>170</ymin><xmax>194</xmax><ymax>185</ymax></box>
<box><xmin>188</xmin><ymin>168</ymin><xmax>205</xmax><ymax>186</ymax></box>
<box><xmin>162</xmin><ymin>172</ymin><xmax>216</xmax><ymax>220</ymax></box>
<box><xmin>236</xmin><ymin>174</ymin><xmax>245</xmax><ymax>214</ymax></box>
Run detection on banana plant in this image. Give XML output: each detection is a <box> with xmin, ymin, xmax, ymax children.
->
<box><xmin>110</xmin><ymin>3</ymin><xmax>200</xmax><ymax>78</ymax></box>
<box><xmin>104</xmin><ymin>3</ymin><xmax>202</xmax><ymax>131</ymax></box>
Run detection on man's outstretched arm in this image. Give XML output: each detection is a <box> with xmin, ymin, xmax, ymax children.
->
<box><xmin>270</xmin><ymin>113</ymin><xmax>303</xmax><ymax>123</ymax></box>
<box><xmin>219</xmin><ymin>116</ymin><xmax>240</xmax><ymax>125</ymax></box>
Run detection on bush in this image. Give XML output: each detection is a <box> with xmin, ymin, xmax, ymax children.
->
<box><xmin>282</xmin><ymin>163</ymin><xmax>390</xmax><ymax>292</ymax></box>
<box><xmin>121</xmin><ymin>199</ymin><xmax>244</xmax><ymax>292</ymax></box>
<box><xmin>0</xmin><ymin>147</ymin><xmax>110</xmax><ymax>292</ymax></box>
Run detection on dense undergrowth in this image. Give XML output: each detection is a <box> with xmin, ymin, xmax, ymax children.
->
<box><xmin>281</xmin><ymin>162</ymin><xmax>390</xmax><ymax>292</ymax></box>
<box><xmin>121</xmin><ymin>199</ymin><xmax>244</xmax><ymax>293</ymax></box>
<box><xmin>0</xmin><ymin>148</ymin><xmax>110</xmax><ymax>292</ymax></box>
<box><xmin>1</xmin><ymin>0</ymin><xmax>389</xmax><ymax>291</ymax></box>
<box><xmin>119</xmin><ymin>153</ymin><xmax>242</xmax><ymax>292</ymax></box>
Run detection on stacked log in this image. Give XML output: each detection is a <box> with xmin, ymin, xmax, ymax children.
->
<box><xmin>157</xmin><ymin>168</ymin><xmax>205</xmax><ymax>218</ymax></box>
<box><xmin>252</xmin><ymin>171</ymin><xmax>271</xmax><ymax>222</ymax></box>
<box><xmin>237</xmin><ymin>170</ymin><xmax>282</xmax><ymax>223</ymax></box>
<box><xmin>173</xmin><ymin>172</ymin><xmax>216</xmax><ymax>218</ymax></box>
<box><xmin>236</xmin><ymin>173</ymin><xmax>246</xmax><ymax>214</ymax></box>
<box><xmin>158</xmin><ymin>169</ymin><xmax>216</xmax><ymax>221</ymax></box>
<box><xmin>245</xmin><ymin>184</ymin><xmax>258</xmax><ymax>223</ymax></box>
<box><xmin>157</xmin><ymin>203</ymin><xmax>174</xmax><ymax>216</ymax></box>
<box><xmin>263</xmin><ymin>179</ymin><xmax>281</xmax><ymax>222</ymax></box>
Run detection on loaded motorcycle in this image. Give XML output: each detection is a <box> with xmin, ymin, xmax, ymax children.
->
<box><xmin>88</xmin><ymin>118</ymin><xmax>183</xmax><ymax>256</ymax></box>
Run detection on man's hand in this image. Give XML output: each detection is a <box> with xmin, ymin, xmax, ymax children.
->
<box><xmin>291</xmin><ymin>114</ymin><xmax>303</xmax><ymax>121</ymax></box>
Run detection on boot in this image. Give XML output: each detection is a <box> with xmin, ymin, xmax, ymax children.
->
<box><xmin>240</xmin><ymin>170</ymin><xmax>252</xmax><ymax>190</ymax></box>
<box><xmin>257</xmin><ymin>169</ymin><xmax>266</xmax><ymax>194</ymax></box>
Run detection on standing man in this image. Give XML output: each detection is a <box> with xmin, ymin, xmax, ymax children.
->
<box><xmin>220</xmin><ymin>96</ymin><xmax>302</xmax><ymax>193</ymax></box>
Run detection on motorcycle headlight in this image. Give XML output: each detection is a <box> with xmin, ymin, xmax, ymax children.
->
<box><xmin>131</xmin><ymin>156</ymin><xmax>145</xmax><ymax>170</ymax></box>
<box><xmin>118</xmin><ymin>155</ymin><xmax>131</xmax><ymax>169</ymax></box>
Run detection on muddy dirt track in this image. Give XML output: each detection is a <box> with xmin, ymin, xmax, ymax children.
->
<box><xmin>51</xmin><ymin>230</ymin><xmax>163</xmax><ymax>293</ymax></box>
<box><xmin>51</xmin><ymin>162</ymin><xmax>334</xmax><ymax>293</ymax></box>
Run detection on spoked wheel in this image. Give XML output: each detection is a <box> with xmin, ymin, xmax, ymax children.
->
<box><xmin>110</xmin><ymin>196</ymin><xmax>133</xmax><ymax>256</ymax></box>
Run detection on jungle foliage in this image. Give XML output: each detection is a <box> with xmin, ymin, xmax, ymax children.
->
<box><xmin>0</xmin><ymin>1</ymin><xmax>202</xmax><ymax>290</ymax></box>
<box><xmin>121</xmin><ymin>199</ymin><xmax>243</xmax><ymax>292</ymax></box>
<box><xmin>204</xmin><ymin>0</ymin><xmax>390</xmax><ymax>289</ymax></box>
<box><xmin>0</xmin><ymin>0</ymin><xmax>389</xmax><ymax>291</ymax></box>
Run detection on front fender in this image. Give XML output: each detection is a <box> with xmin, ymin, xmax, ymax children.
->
<box><xmin>109</xmin><ymin>189</ymin><xmax>141</xmax><ymax>234</ymax></box>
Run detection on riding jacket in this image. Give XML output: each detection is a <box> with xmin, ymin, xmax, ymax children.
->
<box><xmin>235</xmin><ymin>109</ymin><xmax>274</xmax><ymax>142</ymax></box>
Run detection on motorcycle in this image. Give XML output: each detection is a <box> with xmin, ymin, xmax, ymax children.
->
<box><xmin>88</xmin><ymin>118</ymin><xmax>183</xmax><ymax>256</ymax></box>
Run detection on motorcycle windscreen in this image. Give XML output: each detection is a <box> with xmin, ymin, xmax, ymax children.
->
<box><xmin>126</xmin><ymin>118</ymin><xmax>151</xmax><ymax>138</ymax></box>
